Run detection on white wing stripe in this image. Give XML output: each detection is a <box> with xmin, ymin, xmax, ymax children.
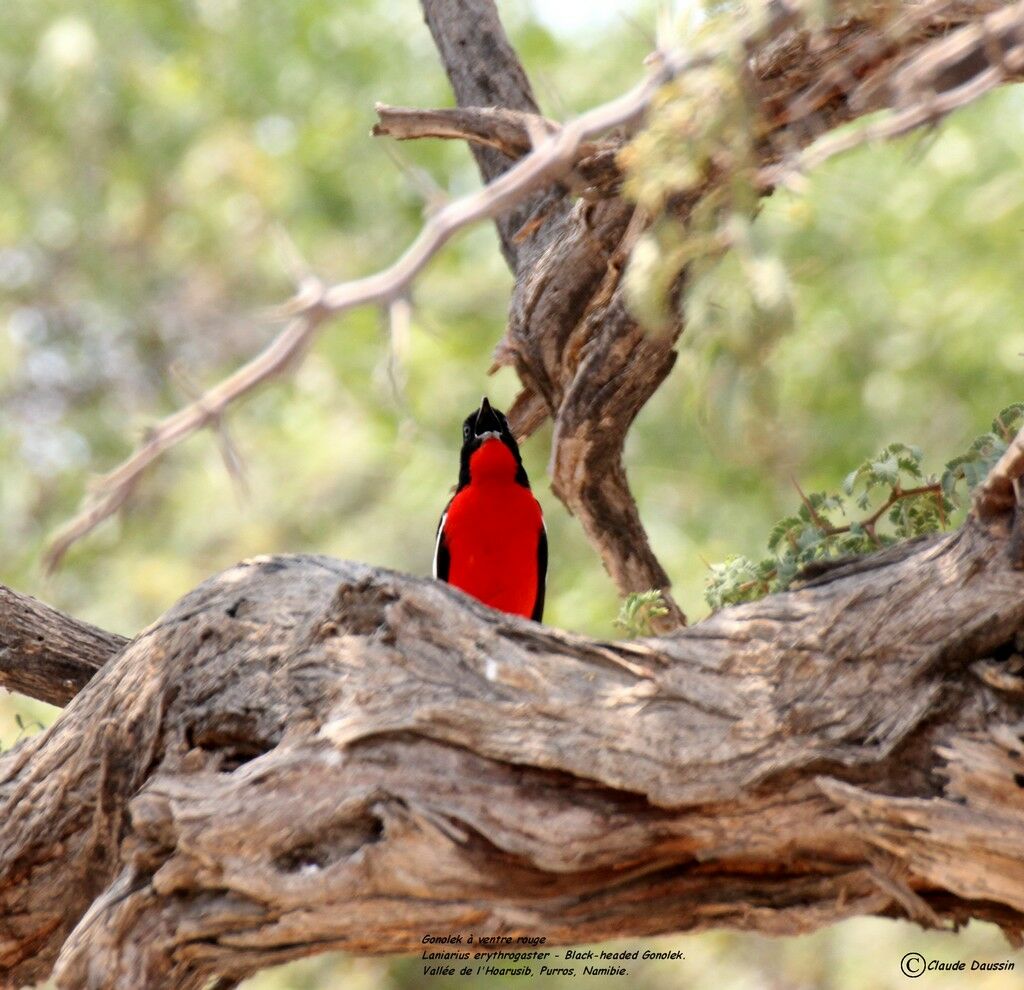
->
<box><xmin>432</xmin><ymin>510</ymin><xmax>448</xmax><ymax>579</ymax></box>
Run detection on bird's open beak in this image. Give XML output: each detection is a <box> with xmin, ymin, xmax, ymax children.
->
<box><xmin>474</xmin><ymin>396</ymin><xmax>500</xmax><ymax>436</ymax></box>
<box><xmin>475</xmin><ymin>396</ymin><xmax>492</xmax><ymax>431</ymax></box>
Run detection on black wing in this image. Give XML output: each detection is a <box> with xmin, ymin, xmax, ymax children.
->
<box><xmin>532</xmin><ymin>520</ymin><xmax>547</xmax><ymax>622</ymax></box>
<box><xmin>433</xmin><ymin>504</ymin><xmax>451</xmax><ymax>582</ymax></box>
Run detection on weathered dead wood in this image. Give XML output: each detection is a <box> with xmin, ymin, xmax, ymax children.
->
<box><xmin>757</xmin><ymin>0</ymin><xmax>1024</xmax><ymax>182</ymax></box>
<box><xmin>0</xmin><ymin>586</ymin><xmax>127</xmax><ymax>707</ymax></box>
<box><xmin>4</xmin><ymin>503</ymin><xmax>1024</xmax><ymax>987</ymax></box>
<box><xmin>10</xmin><ymin>7</ymin><xmax>1024</xmax><ymax>980</ymax></box>
<box><xmin>419</xmin><ymin>0</ymin><xmax>545</xmax><ymax>266</ymax></box>
<box><xmin>373</xmin><ymin>104</ymin><xmax>557</xmax><ymax>158</ymax></box>
<box><xmin>372</xmin><ymin>105</ymin><xmax>621</xmax><ymax>196</ymax></box>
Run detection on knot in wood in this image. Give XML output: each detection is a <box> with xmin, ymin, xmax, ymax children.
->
<box><xmin>322</xmin><ymin>578</ymin><xmax>399</xmax><ymax>638</ymax></box>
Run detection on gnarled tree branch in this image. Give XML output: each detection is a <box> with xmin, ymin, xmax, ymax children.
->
<box><xmin>7</xmin><ymin>6</ymin><xmax>1024</xmax><ymax>985</ymax></box>
<box><xmin>41</xmin><ymin>3</ymin><xmax>694</xmax><ymax>576</ymax></box>
<box><xmin>517</xmin><ymin>0</ymin><xmax>1024</xmax><ymax>627</ymax></box>
<box><xmin>6</xmin><ymin>475</ymin><xmax>1024</xmax><ymax>987</ymax></box>
<box><xmin>406</xmin><ymin>0</ymin><xmax>1024</xmax><ymax>629</ymax></box>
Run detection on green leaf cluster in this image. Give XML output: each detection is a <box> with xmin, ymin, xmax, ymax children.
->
<box><xmin>614</xmin><ymin>589</ymin><xmax>670</xmax><ymax>637</ymax></box>
<box><xmin>942</xmin><ymin>402</ymin><xmax>1024</xmax><ymax>496</ymax></box>
<box><xmin>705</xmin><ymin>405</ymin><xmax>1024</xmax><ymax>609</ymax></box>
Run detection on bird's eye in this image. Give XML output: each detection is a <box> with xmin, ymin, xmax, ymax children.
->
<box><xmin>463</xmin><ymin>425</ymin><xmax>471</xmax><ymax>440</ymax></box>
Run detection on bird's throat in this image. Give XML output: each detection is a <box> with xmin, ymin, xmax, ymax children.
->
<box><xmin>468</xmin><ymin>438</ymin><xmax>519</xmax><ymax>483</ymax></box>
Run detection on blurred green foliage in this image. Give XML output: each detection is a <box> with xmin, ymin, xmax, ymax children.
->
<box><xmin>3</xmin><ymin>0</ymin><xmax>1024</xmax><ymax>987</ymax></box>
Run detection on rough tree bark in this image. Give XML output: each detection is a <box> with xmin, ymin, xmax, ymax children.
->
<box><xmin>416</xmin><ymin>0</ymin><xmax>687</xmax><ymax>625</ymax></box>
<box><xmin>0</xmin><ymin>587</ymin><xmax>127</xmax><ymax>707</ymax></box>
<box><xmin>5</xmin><ymin>2</ymin><xmax>1024</xmax><ymax>988</ymax></box>
<box><xmin>420</xmin><ymin>0</ymin><xmax>544</xmax><ymax>264</ymax></box>
<box><xmin>4</xmin><ymin>501</ymin><xmax>1024</xmax><ymax>988</ymax></box>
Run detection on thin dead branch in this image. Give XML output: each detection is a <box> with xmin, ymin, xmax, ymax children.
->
<box><xmin>373</xmin><ymin>105</ymin><xmax>559</xmax><ymax>158</ymax></box>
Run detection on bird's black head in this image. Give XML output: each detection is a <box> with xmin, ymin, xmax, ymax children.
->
<box><xmin>457</xmin><ymin>397</ymin><xmax>529</xmax><ymax>489</ymax></box>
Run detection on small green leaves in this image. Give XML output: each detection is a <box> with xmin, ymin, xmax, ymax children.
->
<box><xmin>940</xmin><ymin>403</ymin><xmax>1024</xmax><ymax>499</ymax></box>
<box><xmin>615</xmin><ymin>589</ymin><xmax>670</xmax><ymax>637</ymax></box>
<box><xmin>705</xmin><ymin>555</ymin><xmax>776</xmax><ymax>610</ymax></box>
<box><xmin>705</xmin><ymin>404</ymin><xmax>1024</xmax><ymax>610</ymax></box>
<box><xmin>842</xmin><ymin>442</ymin><xmax>923</xmax><ymax>504</ymax></box>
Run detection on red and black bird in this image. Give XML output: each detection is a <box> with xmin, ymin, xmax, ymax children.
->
<box><xmin>433</xmin><ymin>397</ymin><xmax>547</xmax><ymax>621</ymax></box>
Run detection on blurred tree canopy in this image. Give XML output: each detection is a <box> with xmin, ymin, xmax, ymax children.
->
<box><xmin>3</xmin><ymin>2</ymin><xmax>1024</xmax><ymax>985</ymax></box>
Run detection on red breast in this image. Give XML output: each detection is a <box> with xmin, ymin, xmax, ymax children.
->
<box><xmin>443</xmin><ymin>439</ymin><xmax>543</xmax><ymax>618</ymax></box>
